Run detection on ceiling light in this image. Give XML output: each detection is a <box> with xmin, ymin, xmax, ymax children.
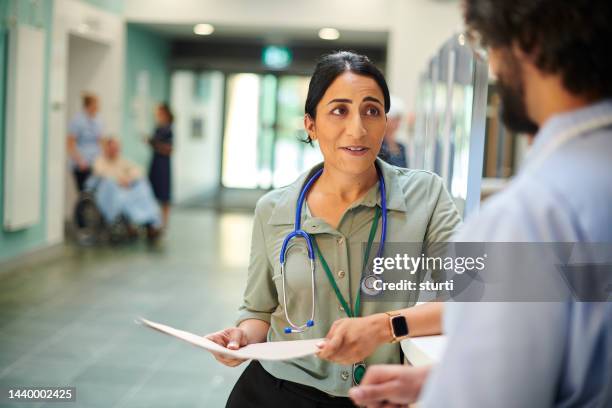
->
<box><xmin>318</xmin><ymin>28</ymin><xmax>340</xmax><ymax>41</ymax></box>
<box><xmin>193</xmin><ymin>23</ymin><xmax>214</xmax><ymax>36</ymax></box>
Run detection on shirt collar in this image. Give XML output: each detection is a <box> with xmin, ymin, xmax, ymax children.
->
<box><xmin>527</xmin><ymin>98</ymin><xmax>612</xmax><ymax>164</ymax></box>
<box><xmin>267</xmin><ymin>158</ymin><xmax>407</xmax><ymax>226</ymax></box>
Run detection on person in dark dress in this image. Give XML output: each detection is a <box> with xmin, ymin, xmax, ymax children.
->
<box><xmin>148</xmin><ymin>103</ymin><xmax>174</xmax><ymax>228</ymax></box>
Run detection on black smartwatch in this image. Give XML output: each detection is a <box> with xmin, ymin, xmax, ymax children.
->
<box><xmin>385</xmin><ymin>311</ymin><xmax>410</xmax><ymax>343</ymax></box>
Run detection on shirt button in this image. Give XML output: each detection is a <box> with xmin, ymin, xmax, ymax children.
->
<box><xmin>337</xmin><ymin>237</ymin><xmax>344</xmax><ymax>245</ymax></box>
<box><xmin>337</xmin><ymin>270</ymin><xmax>346</xmax><ymax>279</ymax></box>
<box><xmin>341</xmin><ymin>370</ymin><xmax>350</xmax><ymax>381</ymax></box>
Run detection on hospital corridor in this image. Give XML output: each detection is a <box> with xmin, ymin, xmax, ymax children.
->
<box><xmin>0</xmin><ymin>0</ymin><xmax>610</xmax><ymax>407</ymax></box>
<box><xmin>0</xmin><ymin>210</ymin><xmax>251</xmax><ymax>406</ymax></box>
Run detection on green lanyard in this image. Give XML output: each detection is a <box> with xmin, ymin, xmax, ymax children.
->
<box><xmin>312</xmin><ymin>207</ymin><xmax>381</xmax><ymax>318</ymax></box>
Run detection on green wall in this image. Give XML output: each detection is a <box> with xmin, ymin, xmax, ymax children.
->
<box><xmin>0</xmin><ymin>0</ymin><xmax>54</xmax><ymax>263</ymax></box>
<box><xmin>122</xmin><ymin>24</ymin><xmax>170</xmax><ymax>167</ymax></box>
<box><xmin>0</xmin><ymin>3</ymin><xmax>171</xmax><ymax>263</ymax></box>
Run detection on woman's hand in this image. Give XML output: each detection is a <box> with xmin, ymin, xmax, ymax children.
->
<box><xmin>316</xmin><ymin>314</ymin><xmax>391</xmax><ymax>365</ymax></box>
<box><xmin>205</xmin><ymin>327</ymin><xmax>249</xmax><ymax>367</ymax></box>
<box><xmin>77</xmin><ymin>158</ymin><xmax>89</xmax><ymax>171</ymax></box>
<box><xmin>154</xmin><ymin>143</ymin><xmax>172</xmax><ymax>156</ymax></box>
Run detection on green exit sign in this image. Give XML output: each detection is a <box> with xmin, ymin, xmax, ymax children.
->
<box><xmin>262</xmin><ymin>46</ymin><xmax>292</xmax><ymax>70</ymax></box>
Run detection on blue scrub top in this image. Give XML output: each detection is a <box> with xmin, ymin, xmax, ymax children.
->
<box><xmin>68</xmin><ymin>111</ymin><xmax>103</xmax><ymax>168</ymax></box>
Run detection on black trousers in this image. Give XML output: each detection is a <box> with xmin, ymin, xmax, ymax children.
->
<box><xmin>73</xmin><ymin>168</ymin><xmax>91</xmax><ymax>192</ymax></box>
<box><xmin>226</xmin><ymin>361</ymin><xmax>356</xmax><ymax>408</ymax></box>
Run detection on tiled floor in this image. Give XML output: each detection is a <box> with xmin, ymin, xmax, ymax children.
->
<box><xmin>0</xmin><ymin>209</ymin><xmax>255</xmax><ymax>407</ymax></box>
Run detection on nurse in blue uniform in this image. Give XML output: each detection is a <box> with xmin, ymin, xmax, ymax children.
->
<box><xmin>67</xmin><ymin>93</ymin><xmax>103</xmax><ymax>191</ymax></box>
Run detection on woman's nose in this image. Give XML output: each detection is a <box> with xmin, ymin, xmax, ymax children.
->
<box><xmin>346</xmin><ymin>112</ymin><xmax>367</xmax><ymax>139</ymax></box>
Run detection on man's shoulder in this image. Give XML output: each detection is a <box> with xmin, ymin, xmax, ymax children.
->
<box><xmin>456</xmin><ymin>175</ymin><xmax>578</xmax><ymax>242</ymax></box>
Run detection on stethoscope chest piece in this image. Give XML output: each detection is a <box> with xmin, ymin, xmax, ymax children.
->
<box><xmin>361</xmin><ymin>275</ymin><xmax>383</xmax><ymax>296</ymax></box>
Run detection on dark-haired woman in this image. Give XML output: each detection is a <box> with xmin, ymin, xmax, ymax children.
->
<box><xmin>148</xmin><ymin>103</ymin><xmax>173</xmax><ymax>228</ymax></box>
<box><xmin>207</xmin><ymin>51</ymin><xmax>461</xmax><ymax>407</ymax></box>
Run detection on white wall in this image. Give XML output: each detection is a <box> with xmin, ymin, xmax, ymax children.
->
<box><xmin>66</xmin><ymin>35</ymin><xmax>110</xmax><ymax>122</ymax></box>
<box><xmin>171</xmin><ymin>71</ymin><xmax>224</xmax><ymax>203</ymax></box>
<box><xmin>125</xmin><ymin>0</ymin><xmax>392</xmax><ymax>30</ymax></box>
<box><xmin>48</xmin><ymin>0</ymin><xmax>125</xmax><ymax>243</ymax></box>
<box><xmin>387</xmin><ymin>0</ymin><xmax>464</xmax><ymax>112</ymax></box>
<box><xmin>124</xmin><ymin>0</ymin><xmax>462</xmax><ymax>113</ymax></box>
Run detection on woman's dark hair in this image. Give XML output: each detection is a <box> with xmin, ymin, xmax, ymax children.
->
<box><xmin>158</xmin><ymin>102</ymin><xmax>174</xmax><ymax>124</ymax></box>
<box><xmin>303</xmin><ymin>51</ymin><xmax>390</xmax><ymax>143</ymax></box>
<box><xmin>464</xmin><ymin>0</ymin><xmax>612</xmax><ymax>99</ymax></box>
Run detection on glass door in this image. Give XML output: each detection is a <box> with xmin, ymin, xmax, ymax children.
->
<box><xmin>221</xmin><ymin>73</ymin><xmax>322</xmax><ymax>189</ymax></box>
<box><xmin>222</xmin><ymin>73</ymin><xmax>262</xmax><ymax>188</ymax></box>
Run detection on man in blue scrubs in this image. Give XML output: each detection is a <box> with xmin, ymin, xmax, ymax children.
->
<box><xmin>349</xmin><ymin>0</ymin><xmax>612</xmax><ymax>406</ymax></box>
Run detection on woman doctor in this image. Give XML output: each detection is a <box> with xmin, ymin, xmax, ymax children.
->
<box><xmin>207</xmin><ymin>51</ymin><xmax>461</xmax><ymax>407</ymax></box>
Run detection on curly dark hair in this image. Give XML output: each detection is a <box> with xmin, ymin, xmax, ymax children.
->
<box><xmin>463</xmin><ymin>0</ymin><xmax>612</xmax><ymax>99</ymax></box>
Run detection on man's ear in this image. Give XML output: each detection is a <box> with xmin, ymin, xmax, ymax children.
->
<box><xmin>304</xmin><ymin>114</ymin><xmax>316</xmax><ymax>141</ymax></box>
<box><xmin>511</xmin><ymin>42</ymin><xmax>542</xmax><ymax>82</ymax></box>
<box><xmin>512</xmin><ymin>41</ymin><xmax>532</xmax><ymax>62</ymax></box>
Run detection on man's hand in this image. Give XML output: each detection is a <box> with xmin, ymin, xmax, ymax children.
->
<box><xmin>316</xmin><ymin>314</ymin><xmax>391</xmax><ymax>364</ymax></box>
<box><xmin>348</xmin><ymin>364</ymin><xmax>431</xmax><ymax>407</ymax></box>
<box><xmin>118</xmin><ymin>176</ymin><xmax>131</xmax><ymax>188</ymax></box>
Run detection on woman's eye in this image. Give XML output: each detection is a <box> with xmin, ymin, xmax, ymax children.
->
<box><xmin>364</xmin><ymin>106</ymin><xmax>380</xmax><ymax>116</ymax></box>
<box><xmin>331</xmin><ymin>106</ymin><xmax>347</xmax><ymax>116</ymax></box>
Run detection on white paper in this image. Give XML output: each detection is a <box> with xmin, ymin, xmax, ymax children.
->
<box><xmin>400</xmin><ymin>335</ymin><xmax>447</xmax><ymax>366</ymax></box>
<box><xmin>138</xmin><ymin>318</ymin><xmax>323</xmax><ymax>361</ymax></box>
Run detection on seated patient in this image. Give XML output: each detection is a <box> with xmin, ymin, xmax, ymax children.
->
<box><xmin>91</xmin><ymin>137</ymin><xmax>162</xmax><ymax>233</ymax></box>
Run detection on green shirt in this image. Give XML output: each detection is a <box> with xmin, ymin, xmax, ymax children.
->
<box><xmin>237</xmin><ymin>158</ymin><xmax>461</xmax><ymax>397</ymax></box>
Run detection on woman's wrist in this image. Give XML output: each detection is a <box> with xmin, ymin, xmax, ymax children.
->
<box><xmin>368</xmin><ymin>313</ymin><xmax>394</xmax><ymax>344</ymax></box>
<box><xmin>238</xmin><ymin>319</ymin><xmax>270</xmax><ymax>344</ymax></box>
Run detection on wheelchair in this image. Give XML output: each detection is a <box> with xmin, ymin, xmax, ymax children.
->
<box><xmin>73</xmin><ymin>178</ymin><xmax>159</xmax><ymax>245</ymax></box>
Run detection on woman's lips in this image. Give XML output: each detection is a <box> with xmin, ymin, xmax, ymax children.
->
<box><xmin>340</xmin><ymin>146</ymin><xmax>370</xmax><ymax>156</ymax></box>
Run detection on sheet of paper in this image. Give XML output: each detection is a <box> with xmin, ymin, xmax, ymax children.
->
<box><xmin>138</xmin><ymin>318</ymin><xmax>323</xmax><ymax>361</ymax></box>
<box><xmin>400</xmin><ymin>335</ymin><xmax>447</xmax><ymax>366</ymax></box>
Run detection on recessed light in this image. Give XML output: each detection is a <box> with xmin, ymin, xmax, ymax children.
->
<box><xmin>318</xmin><ymin>28</ymin><xmax>340</xmax><ymax>41</ymax></box>
<box><xmin>193</xmin><ymin>23</ymin><xmax>214</xmax><ymax>36</ymax></box>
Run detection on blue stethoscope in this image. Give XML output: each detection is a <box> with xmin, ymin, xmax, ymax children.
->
<box><xmin>280</xmin><ymin>164</ymin><xmax>388</xmax><ymax>334</ymax></box>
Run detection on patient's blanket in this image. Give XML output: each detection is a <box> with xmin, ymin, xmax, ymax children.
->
<box><xmin>88</xmin><ymin>177</ymin><xmax>161</xmax><ymax>228</ymax></box>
